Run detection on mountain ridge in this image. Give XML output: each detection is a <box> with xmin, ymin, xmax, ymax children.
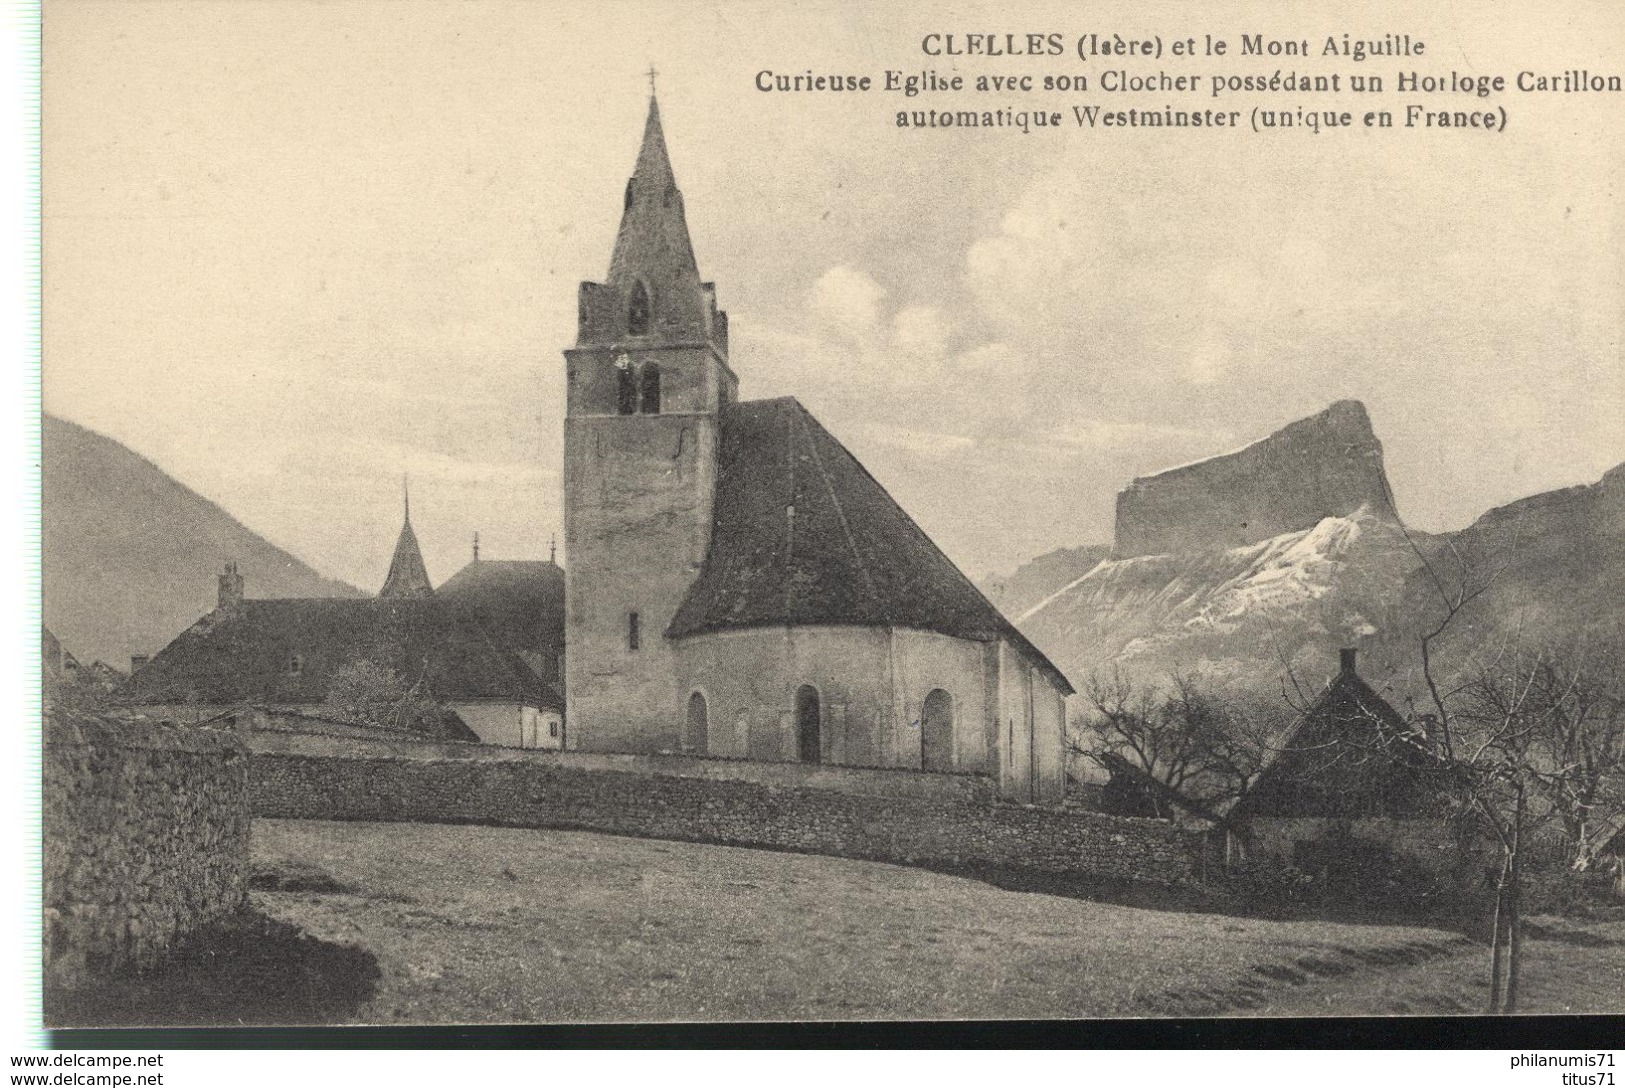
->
<box><xmin>43</xmin><ymin>413</ymin><xmax>362</xmax><ymax>668</ymax></box>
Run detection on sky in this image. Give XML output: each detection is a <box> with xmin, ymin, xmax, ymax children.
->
<box><xmin>42</xmin><ymin>0</ymin><xmax>1625</xmax><ymax>591</ymax></box>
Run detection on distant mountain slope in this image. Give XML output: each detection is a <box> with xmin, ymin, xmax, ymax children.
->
<box><xmin>1004</xmin><ymin>400</ymin><xmax>1625</xmax><ymax>699</ymax></box>
<box><xmin>1016</xmin><ymin>507</ymin><xmax>1422</xmax><ymax>695</ymax></box>
<box><xmin>984</xmin><ymin>544</ymin><xmax>1112</xmax><ymax>620</ymax></box>
<box><xmin>1381</xmin><ymin>461</ymin><xmax>1625</xmax><ymax>680</ymax></box>
<box><xmin>42</xmin><ymin>414</ymin><xmax>362</xmax><ymax>667</ymax></box>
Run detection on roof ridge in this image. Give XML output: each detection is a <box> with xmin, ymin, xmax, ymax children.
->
<box><xmin>796</xmin><ymin>404</ymin><xmax>880</xmax><ymax>605</ymax></box>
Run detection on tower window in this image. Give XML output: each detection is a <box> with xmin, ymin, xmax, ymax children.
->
<box><xmin>287</xmin><ymin>653</ymin><xmax>303</xmax><ymax>677</ymax></box>
<box><xmin>628</xmin><ymin>611</ymin><xmax>640</xmax><ymax>651</ymax></box>
<box><xmin>624</xmin><ymin>178</ymin><xmax>634</xmax><ymax>211</ymax></box>
<box><xmin>616</xmin><ymin>358</ymin><xmax>637</xmax><ymax>415</ymax></box>
<box><xmin>638</xmin><ymin>362</ymin><xmax>661</xmax><ymax>415</ymax></box>
<box><xmin>628</xmin><ymin>282</ymin><xmax>651</xmax><ymax>336</ymax></box>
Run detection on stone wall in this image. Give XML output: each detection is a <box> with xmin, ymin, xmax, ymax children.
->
<box><xmin>246</xmin><ymin>728</ymin><xmax>995</xmax><ymax>803</ymax></box>
<box><xmin>248</xmin><ymin>734</ymin><xmax>1196</xmax><ymax>885</ymax></box>
<box><xmin>44</xmin><ymin>714</ymin><xmax>249</xmax><ymax>988</ymax></box>
<box><xmin>1242</xmin><ymin>815</ymin><xmax>1496</xmax><ymax>882</ymax></box>
<box><xmin>1114</xmin><ymin>400</ymin><xmax>1398</xmax><ymax>557</ymax></box>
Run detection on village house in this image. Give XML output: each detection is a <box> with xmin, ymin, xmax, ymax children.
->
<box><xmin>120</xmin><ymin>500</ymin><xmax>565</xmax><ymax>748</ymax></box>
<box><xmin>560</xmin><ymin>94</ymin><xmax>1073</xmax><ymax>802</ymax></box>
<box><xmin>1224</xmin><ymin>648</ymin><xmax>1460</xmax><ymax>874</ymax></box>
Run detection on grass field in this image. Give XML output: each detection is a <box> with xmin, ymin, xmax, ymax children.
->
<box><xmin>233</xmin><ymin>818</ymin><xmax>1597</xmax><ymax>1024</ymax></box>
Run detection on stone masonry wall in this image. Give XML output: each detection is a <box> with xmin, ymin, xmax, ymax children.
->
<box><xmin>44</xmin><ymin>714</ymin><xmax>249</xmax><ymax>988</ymax></box>
<box><xmin>249</xmin><ymin>738</ymin><xmax>1197</xmax><ymax>886</ymax></box>
<box><xmin>246</xmin><ymin>727</ymin><xmax>996</xmax><ymax>804</ymax></box>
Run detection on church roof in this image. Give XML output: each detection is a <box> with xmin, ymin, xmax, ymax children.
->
<box><xmin>437</xmin><ymin>558</ymin><xmax>565</xmax><ymax>657</ymax></box>
<box><xmin>380</xmin><ymin>504</ymin><xmax>434</xmax><ymax>599</ymax></box>
<box><xmin>119</xmin><ymin>597</ymin><xmax>555</xmax><ymax>708</ymax></box>
<box><xmin>668</xmin><ymin>397</ymin><xmax>1072</xmax><ymax>694</ymax></box>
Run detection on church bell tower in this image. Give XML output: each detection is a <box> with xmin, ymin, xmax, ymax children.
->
<box><xmin>562</xmin><ymin>93</ymin><xmax>737</xmax><ymax>751</ymax></box>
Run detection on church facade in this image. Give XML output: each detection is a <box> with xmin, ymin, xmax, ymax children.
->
<box><xmin>563</xmin><ymin>96</ymin><xmax>1072</xmax><ymax>803</ymax></box>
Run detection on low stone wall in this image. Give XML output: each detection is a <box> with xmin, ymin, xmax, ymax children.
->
<box><xmin>44</xmin><ymin>714</ymin><xmax>250</xmax><ymax>988</ymax></box>
<box><xmin>249</xmin><ymin>736</ymin><xmax>1196</xmax><ymax>886</ymax></box>
<box><xmin>246</xmin><ymin>728</ymin><xmax>995</xmax><ymax>804</ymax></box>
<box><xmin>1245</xmin><ymin>816</ymin><xmax>1494</xmax><ymax>877</ymax></box>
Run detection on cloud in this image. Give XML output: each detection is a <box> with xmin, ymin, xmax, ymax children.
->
<box><xmin>890</xmin><ymin>305</ymin><xmax>950</xmax><ymax>360</ymax></box>
<box><xmin>808</xmin><ymin>265</ymin><xmax>886</xmax><ymax>340</ymax></box>
<box><xmin>1042</xmin><ymin>419</ymin><xmax>1226</xmax><ymax>452</ymax></box>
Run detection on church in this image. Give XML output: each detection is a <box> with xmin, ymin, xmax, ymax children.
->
<box><xmin>562</xmin><ymin>94</ymin><xmax>1073</xmax><ymax>803</ymax></box>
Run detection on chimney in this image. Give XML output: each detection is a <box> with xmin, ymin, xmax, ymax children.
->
<box><xmin>218</xmin><ymin>561</ymin><xmax>245</xmax><ymax>611</ymax></box>
<box><xmin>1339</xmin><ymin>647</ymin><xmax>1358</xmax><ymax>675</ymax></box>
<box><xmin>130</xmin><ymin>654</ymin><xmax>148</xmax><ymax>673</ymax></box>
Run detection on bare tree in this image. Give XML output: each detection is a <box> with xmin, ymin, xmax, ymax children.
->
<box><xmin>1459</xmin><ymin>646</ymin><xmax>1625</xmax><ymax>881</ymax></box>
<box><xmin>1073</xmin><ymin>670</ymin><xmax>1283</xmax><ymax>823</ymax></box>
<box><xmin>1362</xmin><ymin>485</ymin><xmax>1554</xmax><ymax>1013</ymax></box>
<box><xmin>323</xmin><ymin>659</ymin><xmax>451</xmax><ymax>737</ymax></box>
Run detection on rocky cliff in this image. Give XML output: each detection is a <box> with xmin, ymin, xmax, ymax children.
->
<box><xmin>1004</xmin><ymin>399</ymin><xmax>1623</xmax><ymax>700</ymax></box>
<box><xmin>1114</xmin><ymin>400</ymin><xmax>1399</xmax><ymax>557</ymax></box>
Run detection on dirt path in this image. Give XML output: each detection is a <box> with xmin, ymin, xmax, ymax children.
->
<box><xmin>1238</xmin><ymin>916</ymin><xmax>1625</xmax><ymax>1017</ymax></box>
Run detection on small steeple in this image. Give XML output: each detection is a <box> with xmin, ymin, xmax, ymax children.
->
<box><xmin>380</xmin><ymin>480</ymin><xmax>434</xmax><ymax>598</ymax></box>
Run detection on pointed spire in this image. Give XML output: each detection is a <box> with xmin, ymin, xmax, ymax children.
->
<box><xmin>607</xmin><ymin>90</ymin><xmax>698</xmax><ymax>284</ymax></box>
<box><xmin>577</xmin><ymin>87</ymin><xmax>725</xmax><ymax>354</ymax></box>
<box><xmin>380</xmin><ymin>485</ymin><xmax>434</xmax><ymax>598</ymax></box>
<box><xmin>632</xmin><ymin>94</ymin><xmax>676</xmax><ymax>195</ymax></box>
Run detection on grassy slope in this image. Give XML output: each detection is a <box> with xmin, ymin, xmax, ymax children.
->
<box><xmin>252</xmin><ymin>819</ymin><xmax>1496</xmax><ymax>1024</ymax></box>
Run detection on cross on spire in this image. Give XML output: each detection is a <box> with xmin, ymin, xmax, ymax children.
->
<box><xmin>646</xmin><ymin>63</ymin><xmax>658</xmax><ymax>95</ymax></box>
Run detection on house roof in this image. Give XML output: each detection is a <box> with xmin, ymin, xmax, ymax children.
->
<box><xmin>667</xmin><ymin>397</ymin><xmax>1073</xmax><ymax>694</ymax></box>
<box><xmin>436</xmin><ymin>558</ymin><xmax>565</xmax><ymax>656</ymax></box>
<box><xmin>119</xmin><ymin>597</ymin><xmax>555</xmax><ymax>709</ymax></box>
<box><xmin>1233</xmin><ymin>663</ymin><xmax>1434</xmax><ymax>820</ymax></box>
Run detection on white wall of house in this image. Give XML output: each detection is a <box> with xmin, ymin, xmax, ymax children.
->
<box><xmin>451</xmin><ymin>701</ymin><xmax>561</xmax><ymax>749</ymax></box>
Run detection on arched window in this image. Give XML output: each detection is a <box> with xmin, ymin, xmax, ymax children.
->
<box><xmin>638</xmin><ymin>362</ymin><xmax>661</xmax><ymax>415</ymax></box>
<box><xmin>616</xmin><ymin>360</ymin><xmax>636</xmax><ymax>415</ymax></box>
<box><xmin>922</xmin><ymin>688</ymin><xmax>955</xmax><ymax>772</ymax></box>
<box><xmin>286</xmin><ymin>653</ymin><xmax>303</xmax><ymax>677</ymax></box>
<box><xmin>627</xmin><ymin>281</ymin><xmax>651</xmax><ymax>336</ymax></box>
<box><xmin>795</xmin><ymin>684</ymin><xmax>821</xmax><ymax>764</ymax></box>
<box><xmin>685</xmin><ymin>691</ymin><xmax>708</xmax><ymax>754</ymax></box>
